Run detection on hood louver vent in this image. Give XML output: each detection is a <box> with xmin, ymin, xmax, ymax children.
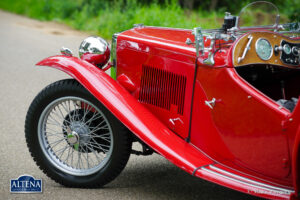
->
<box><xmin>139</xmin><ymin>65</ymin><xmax>187</xmax><ymax>115</ymax></box>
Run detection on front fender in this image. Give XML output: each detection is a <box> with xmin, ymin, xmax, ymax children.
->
<box><xmin>36</xmin><ymin>55</ymin><xmax>213</xmax><ymax>175</ymax></box>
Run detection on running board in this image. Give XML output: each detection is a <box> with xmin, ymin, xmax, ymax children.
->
<box><xmin>194</xmin><ymin>164</ymin><xmax>295</xmax><ymax>200</ymax></box>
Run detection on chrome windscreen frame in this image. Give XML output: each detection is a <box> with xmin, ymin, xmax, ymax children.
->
<box><xmin>110</xmin><ymin>33</ymin><xmax>119</xmax><ymax>79</ymax></box>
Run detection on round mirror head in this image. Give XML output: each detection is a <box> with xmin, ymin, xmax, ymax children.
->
<box><xmin>79</xmin><ymin>36</ymin><xmax>110</xmax><ymax>67</ymax></box>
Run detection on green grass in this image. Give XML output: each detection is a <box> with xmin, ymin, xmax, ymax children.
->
<box><xmin>0</xmin><ymin>0</ymin><xmax>296</xmax><ymax>39</ymax></box>
<box><xmin>0</xmin><ymin>0</ymin><xmax>224</xmax><ymax>39</ymax></box>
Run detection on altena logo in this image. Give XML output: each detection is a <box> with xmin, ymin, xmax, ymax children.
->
<box><xmin>10</xmin><ymin>175</ymin><xmax>42</xmax><ymax>193</ymax></box>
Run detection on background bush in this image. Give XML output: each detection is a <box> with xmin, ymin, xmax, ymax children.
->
<box><xmin>0</xmin><ymin>0</ymin><xmax>298</xmax><ymax>39</ymax></box>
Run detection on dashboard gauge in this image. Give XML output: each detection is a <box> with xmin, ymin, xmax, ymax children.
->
<box><xmin>283</xmin><ymin>44</ymin><xmax>291</xmax><ymax>55</ymax></box>
<box><xmin>255</xmin><ymin>38</ymin><xmax>273</xmax><ymax>60</ymax></box>
<box><xmin>292</xmin><ymin>46</ymin><xmax>299</xmax><ymax>56</ymax></box>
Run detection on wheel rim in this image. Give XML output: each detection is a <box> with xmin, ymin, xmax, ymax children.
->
<box><xmin>38</xmin><ymin>96</ymin><xmax>113</xmax><ymax>176</ymax></box>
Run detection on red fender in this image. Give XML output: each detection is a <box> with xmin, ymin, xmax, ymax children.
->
<box><xmin>36</xmin><ymin>55</ymin><xmax>213</xmax><ymax>175</ymax></box>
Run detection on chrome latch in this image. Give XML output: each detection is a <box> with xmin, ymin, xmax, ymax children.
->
<box><xmin>133</xmin><ymin>23</ymin><xmax>144</xmax><ymax>28</ymax></box>
<box><xmin>185</xmin><ymin>38</ymin><xmax>195</xmax><ymax>46</ymax></box>
<box><xmin>60</xmin><ymin>47</ymin><xmax>73</xmax><ymax>56</ymax></box>
<box><xmin>205</xmin><ymin>98</ymin><xmax>216</xmax><ymax>109</ymax></box>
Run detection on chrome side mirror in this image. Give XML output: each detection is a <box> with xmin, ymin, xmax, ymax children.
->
<box><xmin>79</xmin><ymin>36</ymin><xmax>110</xmax><ymax>67</ymax></box>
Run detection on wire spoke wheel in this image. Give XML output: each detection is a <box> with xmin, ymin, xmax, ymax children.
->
<box><xmin>25</xmin><ymin>79</ymin><xmax>131</xmax><ymax>187</ymax></box>
<box><xmin>38</xmin><ymin>97</ymin><xmax>113</xmax><ymax>176</ymax></box>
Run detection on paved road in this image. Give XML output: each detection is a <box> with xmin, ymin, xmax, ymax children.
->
<box><xmin>0</xmin><ymin>10</ymin><xmax>259</xmax><ymax>200</ymax></box>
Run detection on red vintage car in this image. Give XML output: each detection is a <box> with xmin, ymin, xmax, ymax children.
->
<box><xmin>25</xmin><ymin>2</ymin><xmax>300</xmax><ymax>199</ymax></box>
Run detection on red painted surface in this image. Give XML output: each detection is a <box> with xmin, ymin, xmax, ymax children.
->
<box><xmin>117</xmin><ymin>73</ymin><xmax>136</xmax><ymax>93</ymax></box>
<box><xmin>36</xmin><ymin>55</ymin><xmax>213</xmax><ymax>175</ymax></box>
<box><xmin>35</xmin><ymin>25</ymin><xmax>300</xmax><ymax>199</ymax></box>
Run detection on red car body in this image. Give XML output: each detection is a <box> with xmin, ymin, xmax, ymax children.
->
<box><xmin>36</xmin><ymin>13</ymin><xmax>300</xmax><ymax>200</ymax></box>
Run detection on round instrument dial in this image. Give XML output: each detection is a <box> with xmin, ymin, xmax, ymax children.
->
<box><xmin>283</xmin><ymin>44</ymin><xmax>291</xmax><ymax>55</ymax></box>
<box><xmin>255</xmin><ymin>38</ymin><xmax>273</xmax><ymax>60</ymax></box>
<box><xmin>292</xmin><ymin>46</ymin><xmax>299</xmax><ymax>56</ymax></box>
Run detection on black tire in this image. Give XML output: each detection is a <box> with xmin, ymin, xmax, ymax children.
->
<box><xmin>25</xmin><ymin>79</ymin><xmax>132</xmax><ymax>188</ymax></box>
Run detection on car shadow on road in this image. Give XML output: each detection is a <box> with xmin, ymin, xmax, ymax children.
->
<box><xmin>103</xmin><ymin>155</ymin><xmax>261</xmax><ymax>200</ymax></box>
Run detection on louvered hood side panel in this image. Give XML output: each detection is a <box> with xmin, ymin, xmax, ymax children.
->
<box><xmin>139</xmin><ymin>65</ymin><xmax>187</xmax><ymax>115</ymax></box>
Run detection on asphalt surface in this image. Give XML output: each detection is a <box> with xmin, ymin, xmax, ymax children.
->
<box><xmin>0</xmin><ymin>10</ymin><xmax>260</xmax><ymax>200</ymax></box>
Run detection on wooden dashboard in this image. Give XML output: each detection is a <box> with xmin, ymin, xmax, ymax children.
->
<box><xmin>232</xmin><ymin>31</ymin><xmax>300</xmax><ymax>68</ymax></box>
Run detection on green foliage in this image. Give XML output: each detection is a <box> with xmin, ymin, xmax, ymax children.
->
<box><xmin>282</xmin><ymin>0</ymin><xmax>300</xmax><ymax>22</ymax></box>
<box><xmin>0</xmin><ymin>0</ymin><xmax>297</xmax><ymax>39</ymax></box>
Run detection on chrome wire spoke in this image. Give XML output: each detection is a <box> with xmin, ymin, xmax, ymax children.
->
<box><xmin>48</xmin><ymin>114</ymin><xmax>63</xmax><ymax>126</ymax></box>
<box><xmin>90</xmin><ymin>132</ymin><xmax>110</xmax><ymax>138</ymax></box>
<box><xmin>46</xmin><ymin>120</ymin><xmax>68</xmax><ymax>131</ymax></box>
<box><xmin>82</xmin><ymin>104</ymin><xmax>92</xmax><ymax>122</ymax></box>
<box><xmin>47</xmin><ymin>138</ymin><xmax>66</xmax><ymax>149</ymax></box>
<box><xmin>45</xmin><ymin>131</ymin><xmax>65</xmax><ymax>138</ymax></box>
<box><xmin>71</xmin><ymin>147</ymin><xmax>74</xmax><ymax>167</ymax></box>
<box><xmin>79</xmin><ymin>146</ymin><xmax>91</xmax><ymax>168</ymax></box>
<box><xmin>54</xmin><ymin>145</ymin><xmax>69</xmax><ymax>156</ymax></box>
<box><xmin>89</xmin><ymin>138</ymin><xmax>109</xmax><ymax>153</ymax></box>
<box><xmin>84</xmin><ymin>112</ymin><xmax>103</xmax><ymax>127</ymax></box>
<box><xmin>63</xmin><ymin>100</ymin><xmax>75</xmax><ymax>123</ymax></box>
<box><xmin>71</xmin><ymin>100</ymin><xmax>78</xmax><ymax>121</ymax></box>
<box><xmin>46</xmin><ymin>115</ymin><xmax>70</xmax><ymax>133</ymax></box>
<box><xmin>57</xmin><ymin>104</ymin><xmax>68</xmax><ymax>123</ymax></box>
<box><xmin>76</xmin><ymin>151</ymin><xmax>81</xmax><ymax>169</ymax></box>
<box><xmin>85</xmin><ymin>144</ymin><xmax>103</xmax><ymax>162</ymax></box>
<box><xmin>89</xmin><ymin>120</ymin><xmax>107</xmax><ymax>131</ymax></box>
<box><xmin>88</xmin><ymin>124</ymin><xmax>109</xmax><ymax>135</ymax></box>
<box><xmin>57</xmin><ymin>145</ymin><xmax>69</xmax><ymax>160</ymax></box>
<box><xmin>90</xmin><ymin>134</ymin><xmax>111</xmax><ymax>143</ymax></box>
<box><xmin>63</xmin><ymin>145</ymin><xmax>72</xmax><ymax>165</ymax></box>
<box><xmin>52</xmin><ymin>106</ymin><xmax>71</xmax><ymax>125</ymax></box>
<box><xmin>46</xmin><ymin>127</ymin><xmax>62</xmax><ymax>134</ymax></box>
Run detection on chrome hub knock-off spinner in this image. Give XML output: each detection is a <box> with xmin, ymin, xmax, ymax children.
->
<box><xmin>67</xmin><ymin>121</ymin><xmax>91</xmax><ymax>146</ymax></box>
<box><xmin>67</xmin><ymin>131</ymin><xmax>79</xmax><ymax>145</ymax></box>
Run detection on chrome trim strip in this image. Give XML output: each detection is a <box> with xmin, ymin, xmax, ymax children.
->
<box><xmin>209</xmin><ymin>165</ymin><xmax>294</xmax><ymax>194</ymax></box>
<box><xmin>111</xmin><ymin>33</ymin><xmax>119</xmax><ymax>78</ymax></box>
<box><xmin>121</xmin><ymin>35</ymin><xmax>196</xmax><ymax>53</ymax></box>
<box><xmin>201</xmin><ymin>167</ymin><xmax>292</xmax><ymax>195</ymax></box>
<box><xmin>192</xmin><ymin>164</ymin><xmax>211</xmax><ymax>176</ymax></box>
<box><xmin>111</xmin><ymin>33</ymin><xmax>119</xmax><ymax>65</ymax></box>
<box><xmin>134</xmin><ymin>25</ymin><xmax>193</xmax><ymax>31</ymax></box>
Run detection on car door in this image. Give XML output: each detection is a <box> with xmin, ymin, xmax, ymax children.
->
<box><xmin>190</xmin><ymin>66</ymin><xmax>291</xmax><ymax>180</ymax></box>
